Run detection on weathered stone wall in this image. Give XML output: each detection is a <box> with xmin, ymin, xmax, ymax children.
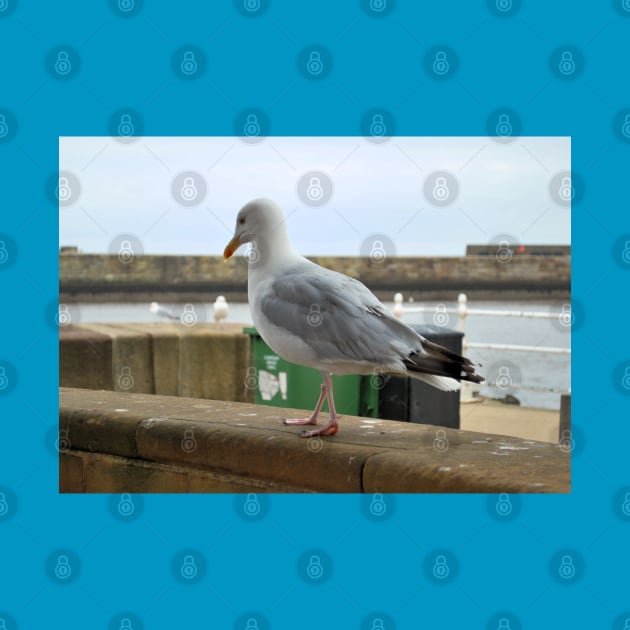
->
<box><xmin>60</xmin><ymin>323</ymin><xmax>252</xmax><ymax>403</ymax></box>
<box><xmin>60</xmin><ymin>254</ymin><xmax>570</xmax><ymax>301</ymax></box>
<box><xmin>59</xmin><ymin>388</ymin><xmax>570</xmax><ymax>493</ymax></box>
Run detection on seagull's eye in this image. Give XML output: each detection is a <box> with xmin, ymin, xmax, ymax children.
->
<box><xmin>238</xmin><ymin>217</ymin><xmax>246</xmax><ymax>225</ymax></box>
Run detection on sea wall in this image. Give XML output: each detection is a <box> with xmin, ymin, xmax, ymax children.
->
<box><xmin>59</xmin><ymin>254</ymin><xmax>570</xmax><ymax>301</ymax></box>
<box><xmin>59</xmin><ymin>388</ymin><xmax>570</xmax><ymax>493</ymax></box>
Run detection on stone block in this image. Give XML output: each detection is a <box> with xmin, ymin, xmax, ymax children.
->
<box><xmin>82</xmin><ymin>324</ymin><xmax>154</xmax><ymax>394</ymax></box>
<box><xmin>178</xmin><ymin>324</ymin><xmax>250</xmax><ymax>402</ymax></box>
<box><xmin>59</xmin><ymin>451</ymin><xmax>85</xmax><ymax>492</ymax></box>
<box><xmin>83</xmin><ymin>452</ymin><xmax>188</xmax><ymax>493</ymax></box>
<box><xmin>59</xmin><ymin>325</ymin><xmax>112</xmax><ymax>390</ymax></box>
<box><xmin>121</xmin><ymin>323</ymin><xmax>182</xmax><ymax>397</ymax></box>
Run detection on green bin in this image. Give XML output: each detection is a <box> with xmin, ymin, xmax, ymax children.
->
<box><xmin>244</xmin><ymin>326</ymin><xmax>379</xmax><ymax>417</ymax></box>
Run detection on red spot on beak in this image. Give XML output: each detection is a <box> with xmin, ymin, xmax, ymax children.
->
<box><xmin>223</xmin><ymin>236</ymin><xmax>240</xmax><ymax>260</ymax></box>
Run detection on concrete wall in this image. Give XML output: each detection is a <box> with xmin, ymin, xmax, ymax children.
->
<box><xmin>60</xmin><ymin>323</ymin><xmax>252</xmax><ymax>404</ymax></box>
<box><xmin>60</xmin><ymin>253</ymin><xmax>570</xmax><ymax>301</ymax></box>
<box><xmin>59</xmin><ymin>388</ymin><xmax>570</xmax><ymax>493</ymax></box>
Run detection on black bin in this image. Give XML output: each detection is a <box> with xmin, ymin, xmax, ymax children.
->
<box><xmin>378</xmin><ymin>324</ymin><xmax>464</xmax><ymax>429</ymax></box>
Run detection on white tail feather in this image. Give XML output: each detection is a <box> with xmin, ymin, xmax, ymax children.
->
<box><xmin>411</xmin><ymin>373</ymin><xmax>461</xmax><ymax>392</ymax></box>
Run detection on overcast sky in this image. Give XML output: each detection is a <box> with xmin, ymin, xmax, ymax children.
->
<box><xmin>59</xmin><ymin>136</ymin><xmax>570</xmax><ymax>257</ymax></box>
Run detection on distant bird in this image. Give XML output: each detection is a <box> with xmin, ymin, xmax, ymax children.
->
<box><xmin>224</xmin><ymin>198</ymin><xmax>484</xmax><ymax>438</ymax></box>
<box><xmin>213</xmin><ymin>295</ymin><xmax>229</xmax><ymax>323</ymax></box>
<box><xmin>149</xmin><ymin>302</ymin><xmax>179</xmax><ymax>320</ymax></box>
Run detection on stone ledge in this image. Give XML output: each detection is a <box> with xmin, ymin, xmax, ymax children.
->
<box><xmin>59</xmin><ymin>388</ymin><xmax>570</xmax><ymax>494</ymax></box>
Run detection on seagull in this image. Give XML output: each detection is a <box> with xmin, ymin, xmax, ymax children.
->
<box><xmin>224</xmin><ymin>198</ymin><xmax>484</xmax><ymax>438</ymax></box>
<box><xmin>149</xmin><ymin>302</ymin><xmax>179</xmax><ymax>320</ymax></box>
<box><xmin>213</xmin><ymin>295</ymin><xmax>229</xmax><ymax>323</ymax></box>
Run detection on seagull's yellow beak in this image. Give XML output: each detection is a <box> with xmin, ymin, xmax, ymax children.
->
<box><xmin>223</xmin><ymin>235</ymin><xmax>241</xmax><ymax>260</ymax></box>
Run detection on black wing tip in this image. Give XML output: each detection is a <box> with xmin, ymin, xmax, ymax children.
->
<box><xmin>406</xmin><ymin>341</ymin><xmax>484</xmax><ymax>384</ymax></box>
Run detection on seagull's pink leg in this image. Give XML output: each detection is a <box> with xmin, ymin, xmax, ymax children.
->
<box><xmin>300</xmin><ymin>372</ymin><xmax>340</xmax><ymax>438</ymax></box>
<box><xmin>283</xmin><ymin>384</ymin><xmax>326</xmax><ymax>426</ymax></box>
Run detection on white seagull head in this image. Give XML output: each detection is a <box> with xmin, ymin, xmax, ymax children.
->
<box><xmin>223</xmin><ymin>198</ymin><xmax>288</xmax><ymax>259</ymax></box>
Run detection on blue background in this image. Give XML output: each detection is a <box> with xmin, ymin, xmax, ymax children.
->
<box><xmin>1</xmin><ymin>0</ymin><xmax>629</xmax><ymax>628</ymax></box>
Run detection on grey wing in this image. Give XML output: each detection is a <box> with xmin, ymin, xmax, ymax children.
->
<box><xmin>258</xmin><ymin>264</ymin><xmax>423</xmax><ymax>366</ymax></box>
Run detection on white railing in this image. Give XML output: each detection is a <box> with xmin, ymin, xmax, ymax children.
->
<box><xmin>392</xmin><ymin>292</ymin><xmax>571</xmax><ymax>401</ymax></box>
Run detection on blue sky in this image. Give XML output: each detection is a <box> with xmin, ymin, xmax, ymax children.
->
<box><xmin>59</xmin><ymin>136</ymin><xmax>570</xmax><ymax>257</ymax></box>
